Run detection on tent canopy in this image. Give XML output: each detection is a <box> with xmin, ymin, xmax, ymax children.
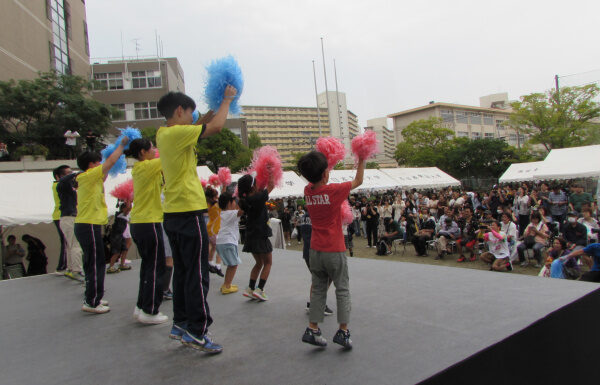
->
<box><xmin>328</xmin><ymin>169</ymin><xmax>401</xmax><ymax>191</ymax></box>
<box><xmin>533</xmin><ymin>145</ymin><xmax>600</xmax><ymax>180</ymax></box>
<box><xmin>498</xmin><ymin>161</ymin><xmax>545</xmax><ymax>183</ymax></box>
<box><xmin>380</xmin><ymin>167</ymin><xmax>461</xmax><ymax>189</ymax></box>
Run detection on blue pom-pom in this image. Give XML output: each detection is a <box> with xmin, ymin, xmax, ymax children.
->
<box><xmin>192</xmin><ymin>110</ymin><xmax>200</xmax><ymax>124</ymax></box>
<box><xmin>117</xmin><ymin>127</ymin><xmax>142</xmax><ymax>150</ymax></box>
<box><xmin>204</xmin><ymin>55</ymin><xmax>243</xmax><ymax>115</ymax></box>
<box><xmin>100</xmin><ymin>129</ymin><xmax>137</xmax><ymax>177</ymax></box>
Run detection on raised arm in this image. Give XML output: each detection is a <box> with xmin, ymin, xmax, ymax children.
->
<box><xmin>201</xmin><ymin>85</ymin><xmax>238</xmax><ymax>138</ymax></box>
<box><xmin>351</xmin><ymin>159</ymin><xmax>366</xmax><ymax>190</ymax></box>
<box><xmin>101</xmin><ymin>137</ymin><xmax>128</xmax><ymax>181</ymax></box>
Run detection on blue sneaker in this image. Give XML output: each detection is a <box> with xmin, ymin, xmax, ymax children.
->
<box><xmin>181</xmin><ymin>331</ymin><xmax>223</xmax><ymax>354</ymax></box>
<box><xmin>169</xmin><ymin>323</ymin><xmax>187</xmax><ymax>340</ymax></box>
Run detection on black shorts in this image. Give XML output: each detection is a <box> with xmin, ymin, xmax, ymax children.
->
<box><xmin>110</xmin><ymin>236</ymin><xmax>127</xmax><ymax>254</ymax></box>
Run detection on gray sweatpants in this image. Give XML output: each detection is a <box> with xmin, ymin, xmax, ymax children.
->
<box><xmin>309</xmin><ymin>249</ymin><xmax>351</xmax><ymax>324</ymax></box>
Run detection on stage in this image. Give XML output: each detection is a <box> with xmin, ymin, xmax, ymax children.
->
<box><xmin>0</xmin><ymin>249</ymin><xmax>598</xmax><ymax>385</ymax></box>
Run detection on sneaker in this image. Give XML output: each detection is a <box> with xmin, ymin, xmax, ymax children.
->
<box><xmin>214</xmin><ymin>266</ymin><xmax>224</xmax><ymax>277</ymax></box>
<box><xmin>138</xmin><ymin>311</ymin><xmax>169</xmax><ymax>324</ymax></box>
<box><xmin>506</xmin><ymin>261</ymin><xmax>513</xmax><ymax>271</ymax></box>
<box><xmin>100</xmin><ymin>299</ymin><xmax>109</xmax><ymax>306</ymax></box>
<box><xmin>65</xmin><ymin>271</ymin><xmax>84</xmax><ymax>281</ymax></box>
<box><xmin>163</xmin><ymin>290</ymin><xmax>173</xmax><ymax>300</ymax></box>
<box><xmin>469</xmin><ymin>255</ymin><xmax>477</xmax><ymax>262</ymax></box>
<box><xmin>520</xmin><ymin>261</ymin><xmax>529</xmax><ymax>267</ymax></box>
<box><xmin>118</xmin><ymin>264</ymin><xmax>132</xmax><ymax>271</ymax></box>
<box><xmin>333</xmin><ymin>329</ymin><xmax>353</xmax><ymax>349</ymax></box>
<box><xmin>82</xmin><ymin>302</ymin><xmax>110</xmax><ymax>314</ymax></box>
<box><xmin>302</xmin><ymin>327</ymin><xmax>327</xmax><ymax>347</ymax></box>
<box><xmin>106</xmin><ymin>265</ymin><xmax>120</xmax><ymax>274</ymax></box>
<box><xmin>457</xmin><ymin>256</ymin><xmax>466</xmax><ymax>262</ymax></box>
<box><xmin>324</xmin><ymin>305</ymin><xmax>334</xmax><ymax>316</ymax></box>
<box><xmin>181</xmin><ymin>331</ymin><xmax>223</xmax><ymax>354</ymax></box>
<box><xmin>55</xmin><ymin>269</ymin><xmax>66</xmax><ymax>275</ymax></box>
<box><xmin>243</xmin><ymin>287</ymin><xmax>255</xmax><ymax>300</ymax></box>
<box><xmin>169</xmin><ymin>323</ymin><xmax>187</xmax><ymax>340</ymax></box>
<box><xmin>220</xmin><ymin>284</ymin><xmax>239</xmax><ymax>294</ymax></box>
<box><xmin>253</xmin><ymin>288</ymin><xmax>268</xmax><ymax>301</ymax></box>
<box><xmin>133</xmin><ymin>306</ymin><xmax>141</xmax><ymax>319</ymax></box>
<box><xmin>208</xmin><ymin>264</ymin><xmax>217</xmax><ymax>274</ymax></box>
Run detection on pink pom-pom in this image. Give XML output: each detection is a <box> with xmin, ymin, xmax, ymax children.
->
<box><xmin>316</xmin><ymin>136</ymin><xmax>346</xmax><ymax>170</ymax></box>
<box><xmin>341</xmin><ymin>200</ymin><xmax>353</xmax><ymax>225</ymax></box>
<box><xmin>209</xmin><ymin>174</ymin><xmax>221</xmax><ymax>187</ymax></box>
<box><xmin>249</xmin><ymin>146</ymin><xmax>283</xmax><ymax>190</ymax></box>
<box><xmin>217</xmin><ymin>167</ymin><xmax>232</xmax><ymax>187</ymax></box>
<box><xmin>110</xmin><ymin>179</ymin><xmax>134</xmax><ymax>202</ymax></box>
<box><xmin>200</xmin><ymin>178</ymin><xmax>208</xmax><ymax>189</ymax></box>
<box><xmin>351</xmin><ymin>130</ymin><xmax>379</xmax><ymax>163</ymax></box>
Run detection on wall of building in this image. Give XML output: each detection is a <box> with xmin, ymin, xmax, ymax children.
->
<box><xmin>366</xmin><ymin>117</ymin><xmax>397</xmax><ymax>167</ymax></box>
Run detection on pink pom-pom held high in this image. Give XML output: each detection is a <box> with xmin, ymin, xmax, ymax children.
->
<box><xmin>351</xmin><ymin>130</ymin><xmax>379</xmax><ymax>163</ymax></box>
<box><xmin>249</xmin><ymin>146</ymin><xmax>283</xmax><ymax>190</ymax></box>
<box><xmin>209</xmin><ymin>174</ymin><xmax>221</xmax><ymax>187</ymax></box>
<box><xmin>218</xmin><ymin>167</ymin><xmax>232</xmax><ymax>187</ymax></box>
<box><xmin>110</xmin><ymin>179</ymin><xmax>134</xmax><ymax>202</ymax></box>
<box><xmin>200</xmin><ymin>178</ymin><xmax>208</xmax><ymax>189</ymax></box>
<box><xmin>316</xmin><ymin>136</ymin><xmax>346</xmax><ymax>170</ymax></box>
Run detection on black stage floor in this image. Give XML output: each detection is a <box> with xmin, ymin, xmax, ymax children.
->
<box><xmin>0</xmin><ymin>250</ymin><xmax>598</xmax><ymax>385</ymax></box>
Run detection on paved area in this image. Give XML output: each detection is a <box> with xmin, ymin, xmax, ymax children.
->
<box><xmin>0</xmin><ymin>249</ymin><xmax>597</xmax><ymax>385</ymax></box>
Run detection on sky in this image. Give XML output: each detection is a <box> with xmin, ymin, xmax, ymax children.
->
<box><xmin>86</xmin><ymin>0</ymin><xmax>600</xmax><ymax>128</ymax></box>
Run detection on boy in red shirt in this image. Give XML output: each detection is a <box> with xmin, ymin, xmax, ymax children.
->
<box><xmin>297</xmin><ymin>151</ymin><xmax>365</xmax><ymax>349</ymax></box>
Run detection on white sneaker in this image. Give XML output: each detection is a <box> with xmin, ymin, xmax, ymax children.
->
<box><xmin>100</xmin><ymin>299</ymin><xmax>109</xmax><ymax>306</ymax></box>
<box><xmin>82</xmin><ymin>303</ymin><xmax>110</xmax><ymax>314</ymax></box>
<box><xmin>138</xmin><ymin>311</ymin><xmax>169</xmax><ymax>324</ymax></box>
<box><xmin>133</xmin><ymin>306</ymin><xmax>141</xmax><ymax>319</ymax></box>
<box><xmin>243</xmin><ymin>287</ymin><xmax>255</xmax><ymax>299</ymax></box>
<box><xmin>253</xmin><ymin>288</ymin><xmax>268</xmax><ymax>301</ymax></box>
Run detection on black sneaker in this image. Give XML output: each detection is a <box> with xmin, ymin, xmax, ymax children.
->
<box><xmin>163</xmin><ymin>290</ymin><xmax>173</xmax><ymax>300</ymax></box>
<box><xmin>214</xmin><ymin>266</ymin><xmax>224</xmax><ymax>277</ymax></box>
<box><xmin>208</xmin><ymin>265</ymin><xmax>217</xmax><ymax>274</ymax></box>
<box><xmin>324</xmin><ymin>305</ymin><xmax>334</xmax><ymax>316</ymax></box>
<box><xmin>333</xmin><ymin>329</ymin><xmax>352</xmax><ymax>349</ymax></box>
<box><xmin>302</xmin><ymin>327</ymin><xmax>327</xmax><ymax>347</ymax></box>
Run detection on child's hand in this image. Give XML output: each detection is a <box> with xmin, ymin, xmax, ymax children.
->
<box><xmin>120</xmin><ymin>136</ymin><xmax>129</xmax><ymax>146</ymax></box>
<box><xmin>224</xmin><ymin>85</ymin><xmax>238</xmax><ymax>100</ymax></box>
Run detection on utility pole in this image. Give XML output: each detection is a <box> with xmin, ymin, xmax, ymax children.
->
<box><xmin>555</xmin><ymin>74</ymin><xmax>560</xmax><ymax>93</ymax></box>
<box><xmin>312</xmin><ymin>60</ymin><xmax>322</xmax><ymax>137</ymax></box>
<box><xmin>320</xmin><ymin>38</ymin><xmax>331</xmax><ymax>134</ymax></box>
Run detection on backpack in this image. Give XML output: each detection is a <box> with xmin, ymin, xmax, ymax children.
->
<box><xmin>376</xmin><ymin>240</ymin><xmax>389</xmax><ymax>256</ymax></box>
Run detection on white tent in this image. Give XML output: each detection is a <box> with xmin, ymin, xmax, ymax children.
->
<box><xmin>270</xmin><ymin>171</ymin><xmax>307</xmax><ymax>198</ymax></box>
<box><xmin>380</xmin><ymin>167</ymin><xmax>461</xmax><ymax>189</ymax></box>
<box><xmin>328</xmin><ymin>169</ymin><xmax>400</xmax><ymax>191</ymax></box>
<box><xmin>196</xmin><ymin>165</ymin><xmax>214</xmax><ymax>180</ymax></box>
<box><xmin>533</xmin><ymin>144</ymin><xmax>600</xmax><ymax>180</ymax></box>
<box><xmin>498</xmin><ymin>161</ymin><xmax>545</xmax><ymax>183</ymax></box>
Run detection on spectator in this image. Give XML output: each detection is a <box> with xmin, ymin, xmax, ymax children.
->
<box><xmin>435</xmin><ymin>217</ymin><xmax>460</xmax><ymax>260</ymax></box>
<box><xmin>546</xmin><ymin>237</ymin><xmax>570</xmax><ymax>278</ymax></box>
<box><xmin>479</xmin><ymin>220</ymin><xmax>513</xmax><ymax>272</ymax></box>
<box><xmin>64</xmin><ymin>130</ymin><xmax>80</xmax><ymax>159</ymax></box>
<box><xmin>352</xmin><ymin>203</ymin><xmax>362</xmax><ymax>237</ymax></box>
<box><xmin>412</xmin><ymin>208</ymin><xmax>436</xmax><ymax>256</ymax></box>
<box><xmin>517</xmin><ymin>212</ymin><xmax>549</xmax><ymax>268</ymax></box>
<box><xmin>85</xmin><ymin>130</ymin><xmax>98</xmax><ymax>152</ymax></box>
<box><xmin>500</xmin><ymin>212</ymin><xmax>518</xmax><ymax>258</ymax></box>
<box><xmin>559</xmin><ymin>243</ymin><xmax>600</xmax><ymax>282</ymax></box>
<box><xmin>561</xmin><ymin>212</ymin><xmax>588</xmax><ymax>251</ymax></box>
<box><xmin>457</xmin><ymin>207</ymin><xmax>478</xmax><ymax>262</ymax></box>
<box><xmin>281</xmin><ymin>207</ymin><xmax>292</xmax><ymax>246</ymax></box>
<box><xmin>578</xmin><ymin>208</ymin><xmax>599</xmax><ymax>243</ymax></box>
<box><xmin>569</xmin><ymin>183</ymin><xmax>593</xmax><ymax>214</ymax></box>
<box><xmin>22</xmin><ymin>234</ymin><xmax>47</xmax><ymax>276</ymax></box>
<box><xmin>548</xmin><ymin>185</ymin><xmax>568</xmax><ymax>224</ymax></box>
<box><xmin>0</xmin><ymin>142</ymin><xmax>9</xmax><ymax>160</ymax></box>
<box><xmin>364</xmin><ymin>202</ymin><xmax>379</xmax><ymax>248</ymax></box>
<box><xmin>380</xmin><ymin>217</ymin><xmax>403</xmax><ymax>254</ymax></box>
<box><xmin>3</xmin><ymin>235</ymin><xmax>26</xmax><ymax>273</ymax></box>
<box><xmin>293</xmin><ymin>205</ymin><xmax>306</xmax><ymax>245</ymax></box>
<box><xmin>514</xmin><ymin>187</ymin><xmax>530</xmax><ymax>236</ymax></box>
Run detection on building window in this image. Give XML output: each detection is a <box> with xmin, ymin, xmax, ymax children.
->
<box><xmin>483</xmin><ymin>113</ymin><xmax>493</xmax><ymax>125</ymax></box>
<box><xmin>456</xmin><ymin>111</ymin><xmax>468</xmax><ymax>124</ymax></box>
<box><xmin>441</xmin><ymin>109</ymin><xmax>454</xmax><ymax>123</ymax></box>
<box><xmin>457</xmin><ymin>131</ymin><xmax>469</xmax><ymax>138</ymax></box>
<box><xmin>484</xmin><ymin>133</ymin><xmax>494</xmax><ymax>139</ymax></box>
<box><xmin>496</xmin><ymin>119</ymin><xmax>505</xmax><ymax>131</ymax></box>
<box><xmin>508</xmin><ymin>134</ymin><xmax>517</xmax><ymax>143</ymax></box>
<box><xmin>134</xmin><ymin>102</ymin><xmax>159</xmax><ymax>120</ymax></box>
<box><xmin>83</xmin><ymin>21</ymin><xmax>89</xmax><ymax>56</ymax></box>
<box><xmin>471</xmin><ymin>132</ymin><xmax>481</xmax><ymax>139</ymax></box>
<box><xmin>94</xmin><ymin>72</ymin><xmax>123</xmax><ymax>90</ymax></box>
<box><xmin>111</xmin><ymin>104</ymin><xmax>126</xmax><ymax>120</ymax></box>
<box><xmin>132</xmin><ymin>70</ymin><xmax>162</xmax><ymax>89</ymax></box>
<box><xmin>470</xmin><ymin>112</ymin><xmax>482</xmax><ymax>125</ymax></box>
<box><xmin>48</xmin><ymin>0</ymin><xmax>70</xmax><ymax>74</ymax></box>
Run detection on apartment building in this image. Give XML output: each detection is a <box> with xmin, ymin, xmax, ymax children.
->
<box><xmin>365</xmin><ymin>118</ymin><xmax>397</xmax><ymax>167</ymax></box>
<box><xmin>317</xmin><ymin>91</ymin><xmax>360</xmax><ymax>162</ymax></box>
<box><xmin>389</xmin><ymin>97</ymin><xmax>525</xmax><ymax>147</ymax></box>
<box><xmin>0</xmin><ymin>0</ymin><xmax>90</xmax><ymax>81</ymax></box>
<box><xmin>90</xmin><ymin>57</ymin><xmax>185</xmax><ymax>132</ymax></box>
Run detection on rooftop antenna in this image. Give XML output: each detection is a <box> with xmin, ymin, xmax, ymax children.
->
<box><xmin>155</xmin><ymin>30</ymin><xmax>159</xmax><ymax>57</ymax></box>
<box><xmin>320</xmin><ymin>38</ymin><xmax>331</xmax><ymax>134</ymax></box>
<box><xmin>132</xmin><ymin>38</ymin><xmax>141</xmax><ymax>60</ymax></box>
<box><xmin>312</xmin><ymin>60</ymin><xmax>322</xmax><ymax>137</ymax></box>
<box><xmin>120</xmin><ymin>31</ymin><xmax>124</xmax><ymax>60</ymax></box>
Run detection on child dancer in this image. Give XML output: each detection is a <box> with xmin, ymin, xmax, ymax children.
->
<box><xmin>126</xmin><ymin>138</ymin><xmax>169</xmax><ymax>324</ymax></box>
<box><xmin>156</xmin><ymin>87</ymin><xmax>236</xmax><ymax>354</ymax></box>
<box><xmin>298</xmin><ymin>150</ymin><xmax>365</xmax><ymax>349</ymax></box>
<box><xmin>74</xmin><ymin>137</ymin><xmax>128</xmax><ymax>314</ymax></box>
<box><xmin>216</xmin><ymin>191</ymin><xmax>243</xmax><ymax>294</ymax></box>
<box><xmin>205</xmin><ymin>186</ymin><xmax>224</xmax><ymax>277</ymax></box>
<box><xmin>238</xmin><ymin>172</ymin><xmax>275</xmax><ymax>301</ymax></box>
<box><xmin>106</xmin><ymin>202</ymin><xmax>131</xmax><ymax>273</ymax></box>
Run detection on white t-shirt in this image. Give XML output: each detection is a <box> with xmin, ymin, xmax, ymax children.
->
<box><xmin>501</xmin><ymin>221</ymin><xmax>517</xmax><ymax>241</ymax></box>
<box><xmin>515</xmin><ymin>195</ymin><xmax>530</xmax><ymax>215</ymax></box>
<box><xmin>485</xmin><ymin>231</ymin><xmax>510</xmax><ymax>259</ymax></box>
<box><xmin>64</xmin><ymin>130</ymin><xmax>79</xmax><ymax>146</ymax></box>
<box><xmin>216</xmin><ymin>210</ymin><xmax>240</xmax><ymax>245</ymax></box>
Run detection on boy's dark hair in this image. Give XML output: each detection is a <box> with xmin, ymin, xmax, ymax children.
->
<box><xmin>157</xmin><ymin>92</ymin><xmax>196</xmax><ymax>119</ymax></box>
<box><xmin>297</xmin><ymin>151</ymin><xmax>327</xmax><ymax>184</ymax></box>
<box><xmin>53</xmin><ymin>165</ymin><xmax>71</xmax><ymax>180</ymax></box>
<box><xmin>7</xmin><ymin>235</ymin><xmax>16</xmax><ymax>241</ymax></box>
<box><xmin>204</xmin><ymin>186</ymin><xmax>218</xmax><ymax>204</ymax></box>
<box><xmin>237</xmin><ymin>174</ymin><xmax>254</xmax><ymax>211</ymax></box>
<box><xmin>124</xmin><ymin>138</ymin><xmax>152</xmax><ymax>159</ymax></box>
<box><xmin>77</xmin><ymin>151</ymin><xmax>102</xmax><ymax>171</ymax></box>
<box><xmin>218</xmin><ymin>191</ymin><xmax>235</xmax><ymax>210</ymax></box>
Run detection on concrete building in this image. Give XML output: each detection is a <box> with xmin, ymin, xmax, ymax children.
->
<box><xmin>240</xmin><ymin>105</ymin><xmax>331</xmax><ymax>166</ymax></box>
<box><xmin>91</xmin><ymin>57</ymin><xmax>185</xmax><ymax>132</ymax></box>
<box><xmin>389</xmin><ymin>99</ymin><xmax>525</xmax><ymax>147</ymax></box>
<box><xmin>0</xmin><ymin>0</ymin><xmax>90</xmax><ymax>81</ymax></box>
<box><xmin>317</xmin><ymin>91</ymin><xmax>360</xmax><ymax>162</ymax></box>
<box><xmin>365</xmin><ymin>118</ymin><xmax>397</xmax><ymax>167</ymax></box>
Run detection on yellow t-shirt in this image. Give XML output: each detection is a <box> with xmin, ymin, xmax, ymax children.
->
<box><xmin>156</xmin><ymin>124</ymin><xmax>207</xmax><ymax>213</ymax></box>
<box><xmin>75</xmin><ymin>165</ymin><xmax>108</xmax><ymax>225</ymax></box>
<box><xmin>207</xmin><ymin>203</ymin><xmax>221</xmax><ymax>237</ymax></box>
<box><xmin>52</xmin><ymin>181</ymin><xmax>61</xmax><ymax>221</ymax></box>
<box><xmin>130</xmin><ymin>158</ymin><xmax>163</xmax><ymax>224</ymax></box>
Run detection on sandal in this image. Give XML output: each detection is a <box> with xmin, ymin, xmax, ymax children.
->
<box><xmin>119</xmin><ymin>264</ymin><xmax>132</xmax><ymax>271</ymax></box>
<box><xmin>106</xmin><ymin>265</ymin><xmax>120</xmax><ymax>274</ymax></box>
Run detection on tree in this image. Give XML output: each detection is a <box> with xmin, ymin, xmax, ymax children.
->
<box><xmin>366</xmin><ymin>161</ymin><xmax>379</xmax><ymax>169</ymax></box>
<box><xmin>0</xmin><ymin>71</ymin><xmax>114</xmax><ymax>159</ymax></box>
<box><xmin>248</xmin><ymin>130</ymin><xmax>262</xmax><ymax>150</ymax></box>
<box><xmin>509</xmin><ymin>84</ymin><xmax>600</xmax><ymax>152</ymax></box>
<box><xmin>140</xmin><ymin>127</ymin><xmax>158</xmax><ymax>142</ymax></box>
<box><xmin>394</xmin><ymin>117</ymin><xmax>454</xmax><ymax>167</ymax></box>
<box><xmin>196</xmin><ymin>128</ymin><xmax>252</xmax><ymax>173</ymax></box>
